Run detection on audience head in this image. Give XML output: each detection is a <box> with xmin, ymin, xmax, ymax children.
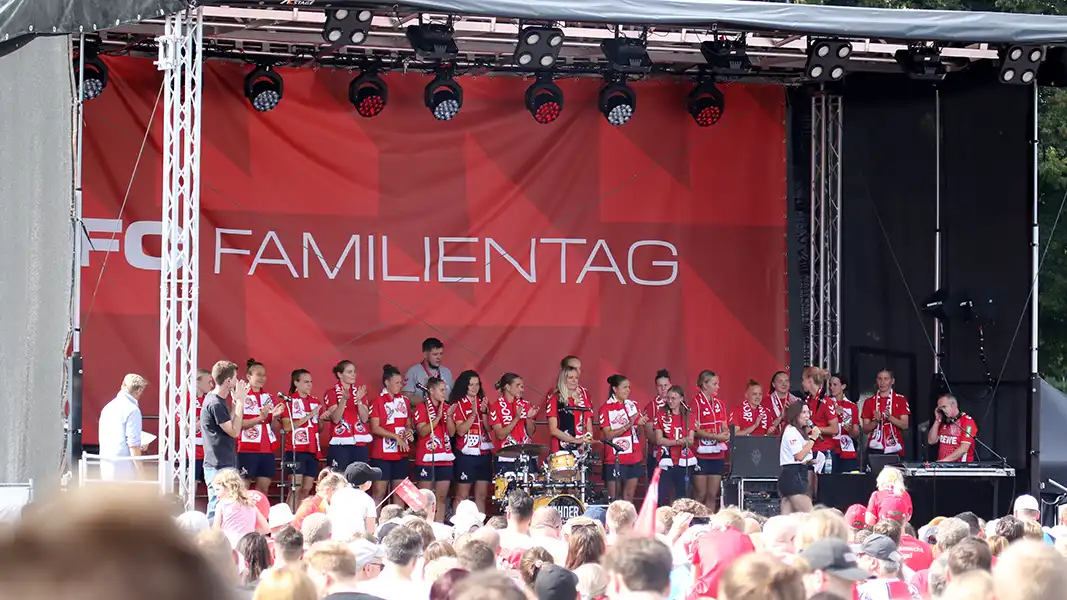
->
<box><xmin>763</xmin><ymin>515</ymin><xmax>799</xmax><ymax>556</ymax></box>
<box><xmin>383</xmin><ymin>525</ymin><xmax>423</xmax><ymax>570</ymax></box>
<box><xmin>404</xmin><ymin>519</ymin><xmax>436</xmax><ymax>551</ymax></box>
<box><xmin>519</xmin><ymin>546</ymin><xmax>555</xmax><ymax>589</ymax></box>
<box><xmin>380</xmin><ymin>504</ymin><xmax>404</xmax><ymax>523</ymax></box>
<box><xmin>994</xmin><ymin>540</ymin><xmax>1067</xmax><ymax>600</ymax></box>
<box><xmin>795</xmin><ymin>509</ymin><xmax>849</xmax><ymax>553</ymax></box>
<box><xmin>671</xmin><ymin>498</ymin><xmax>710</xmax><ymax>517</ymax></box>
<box><xmin>304</xmin><ymin>541</ymin><xmax>359</xmax><ymax>595</ymax></box>
<box><xmin>941</xmin><ymin>570</ymin><xmax>993</xmax><ymax>600</ymax></box>
<box><xmin>712</xmin><ymin>507</ymin><xmax>746</xmax><ymax>532</ymax></box>
<box><xmin>425</xmin><ymin>540</ymin><xmax>458</xmax><ymax>564</ymax></box>
<box><xmin>565</xmin><ymin>522</ymin><xmax>606</xmax><ymax>570</ymax></box>
<box><xmin>301</xmin><ymin>513</ymin><xmax>332</xmax><ymax>546</ymax></box>
<box><xmin>603</xmin><ymin>536</ymin><xmax>672</xmax><ymax>597</ymax></box>
<box><xmin>236</xmin><ymin>532</ymin><xmax>273</xmax><ymax>585</ymax></box>
<box><xmin>946</xmin><ymin>537</ymin><xmax>993</xmax><ymax>577</ymax></box>
<box><xmin>855</xmin><ymin>534</ymin><xmax>902</xmax><ymax>579</ymax></box>
<box><xmin>507</xmin><ymin>490</ymin><xmax>535</xmax><ymax>525</ymax></box>
<box><xmin>486</xmin><ymin>516</ymin><xmax>508</xmax><ymax>530</ymax></box>
<box><xmin>176</xmin><ymin>510</ymin><xmax>210</xmax><ymax>536</ymax></box>
<box><xmin>995</xmin><ymin>515</ymin><xmax>1026</xmax><ymax>543</ymax></box>
<box><xmin>875</xmin><ymin>466</ymin><xmax>907</xmax><ymax>495</ymax></box>
<box><xmin>955</xmin><ymin>511</ymin><xmax>982</xmax><ymax>537</ymax></box>
<box><xmin>795</xmin><ymin>538</ymin><xmax>871</xmax><ymax>598</ymax></box>
<box><xmin>471</xmin><ymin>525</ymin><xmax>501</xmax><ymax>555</ymax></box>
<box><xmin>937</xmin><ymin>517</ymin><xmax>972</xmax><ymax>552</ymax></box>
<box><xmin>532</xmin><ymin>507</ymin><xmax>564</xmax><ymax>538</ymax></box>
<box><xmin>457</xmin><ymin>540</ymin><xmax>497</xmax><ymax>572</ymax></box>
<box><xmin>574</xmin><ymin>563</ymin><xmax>608</xmax><ymax>600</ymax></box>
<box><xmin>454</xmin><ymin>571</ymin><xmax>527</xmax><ymax>600</ymax></box>
<box><xmin>654</xmin><ymin>507</ymin><xmax>677</xmax><ymax>536</ymax></box>
<box><xmin>606</xmin><ymin>501</ymin><xmax>638</xmax><ymax>535</ymax></box>
<box><xmin>1013</xmin><ymin>494</ymin><xmax>1042</xmax><ymax>522</ymax></box>
<box><xmin>252</xmin><ymin>565</ymin><xmax>317</xmax><ymax>600</ymax></box>
<box><xmin>316</xmin><ymin>472</ymin><xmax>348</xmax><ymax>502</ymax></box>
<box><xmin>872</xmin><ymin>519</ymin><xmax>902</xmax><ymax>545</ymax></box>
<box><xmin>534</xmin><ymin>563</ymin><xmax>580</xmax><ymax>600</ymax></box>
<box><xmin>987</xmin><ymin>534</ymin><xmax>1009</xmax><ymax>556</ymax></box>
<box><xmin>273</xmin><ymin>526</ymin><xmax>304</xmax><ymax>564</ymax></box>
<box><xmin>430</xmin><ymin>568</ymin><xmax>471</xmax><ymax>600</ymax></box>
<box><xmin>1023</xmin><ymin>518</ymin><xmax>1045</xmax><ymax>541</ymax></box>
<box><xmin>719</xmin><ymin>552</ymin><xmax>805</xmax><ymax>600</ymax></box>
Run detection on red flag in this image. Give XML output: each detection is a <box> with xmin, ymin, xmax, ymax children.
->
<box><xmin>634</xmin><ymin>467</ymin><xmax>661</xmax><ymax>536</ymax></box>
<box><xmin>395</xmin><ymin>478</ymin><xmax>427</xmax><ymax>510</ymax></box>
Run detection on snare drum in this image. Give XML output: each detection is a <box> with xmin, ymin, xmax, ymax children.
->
<box><xmin>533</xmin><ymin>494</ymin><xmax>586</xmax><ymax>522</ymax></box>
<box><xmin>547</xmin><ymin>451</ymin><xmax>577</xmax><ymax>480</ymax></box>
<box><xmin>493</xmin><ymin>473</ymin><xmax>514</xmax><ymax>500</ymax></box>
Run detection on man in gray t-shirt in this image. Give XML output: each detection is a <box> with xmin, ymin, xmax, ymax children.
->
<box><xmin>403</xmin><ymin>337</ymin><xmax>453</xmax><ymax>402</ymax></box>
<box><xmin>199</xmin><ymin>360</ymin><xmax>249</xmax><ymax>520</ymax></box>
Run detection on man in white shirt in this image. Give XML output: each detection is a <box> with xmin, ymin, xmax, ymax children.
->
<box><xmin>330</xmin><ymin>462</ymin><xmax>382</xmax><ymax>541</ymax></box>
<box><xmin>530</xmin><ymin>507</ymin><xmax>569</xmax><ymax>566</ymax></box>
<box><xmin>498</xmin><ymin>490</ymin><xmax>535</xmax><ymax>554</ymax></box>
<box><xmin>357</xmin><ymin>526</ymin><xmax>429</xmax><ymax>600</ymax></box>
<box><xmin>98</xmin><ymin>374</ymin><xmax>149</xmax><ymax>480</ymax></box>
<box><xmin>855</xmin><ymin>534</ymin><xmax>921</xmax><ymax>600</ymax></box>
<box><xmin>416</xmin><ymin>488</ymin><xmax>453</xmax><ymax>540</ymax></box>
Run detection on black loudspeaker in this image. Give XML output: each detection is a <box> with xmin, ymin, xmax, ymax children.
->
<box><xmin>730</xmin><ymin>435</ymin><xmax>782</xmax><ymax>478</ymax></box>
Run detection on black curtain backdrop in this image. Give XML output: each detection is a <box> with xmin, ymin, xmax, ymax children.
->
<box><xmin>789</xmin><ymin>70</ymin><xmax>1036</xmax><ymax>497</ymax></box>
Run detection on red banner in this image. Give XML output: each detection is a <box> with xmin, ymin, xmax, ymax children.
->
<box><xmin>80</xmin><ymin>57</ymin><xmax>787</xmax><ymax>443</ymax></box>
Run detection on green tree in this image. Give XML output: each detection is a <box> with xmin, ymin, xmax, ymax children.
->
<box><xmin>796</xmin><ymin>0</ymin><xmax>1067</xmax><ymax>382</ymax></box>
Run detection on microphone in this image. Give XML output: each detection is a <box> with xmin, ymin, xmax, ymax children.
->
<box><xmin>415</xmin><ymin>382</ymin><xmax>429</xmax><ymax>394</ymax></box>
<box><xmin>275</xmin><ymin>392</ymin><xmax>293</xmax><ymax>402</ymax></box>
<box><xmin>681</xmin><ymin>400</ymin><xmax>690</xmax><ymax>412</ymax></box>
<box><xmin>602</xmin><ymin>439</ymin><xmax>624</xmax><ymax>453</ymax></box>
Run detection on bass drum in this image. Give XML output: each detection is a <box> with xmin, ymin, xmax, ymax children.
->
<box><xmin>533</xmin><ymin>494</ymin><xmax>586</xmax><ymax>522</ymax></box>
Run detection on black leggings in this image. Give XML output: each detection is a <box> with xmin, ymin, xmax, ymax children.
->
<box><xmin>659</xmin><ymin>465</ymin><xmax>690</xmax><ymax>504</ymax></box>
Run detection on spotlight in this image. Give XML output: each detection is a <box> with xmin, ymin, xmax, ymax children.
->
<box><xmin>894</xmin><ymin>45</ymin><xmax>946</xmax><ymax>81</ymax></box>
<box><xmin>999</xmin><ymin>44</ymin><xmax>1044</xmax><ymax>85</ymax></box>
<box><xmin>600</xmin><ymin>37</ymin><xmax>653</xmax><ymax>74</ymax></box>
<box><xmin>406</xmin><ymin>23</ymin><xmax>459</xmax><ymax>61</ymax></box>
<box><xmin>700</xmin><ymin>39</ymin><xmax>751</xmax><ymax>75</ymax></box>
<box><xmin>598</xmin><ymin>78</ymin><xmax>636</xmax><ymax>126</ymax></box>
<box><xmin>425</xmin><ymin>71</ymin><xmax>462</xmax><ymax>121</ymax></box>
<box><xmin>514</xmin><ymin>26</ymin><xmax>564</xmax><ymax>70</ymax></box>
<box><xmin>322</xmin><ymin>8</ymin><xmax>373</xmax><ymax>45</ymax></box>
<box><xmin>244</xmin><ymin>66</ymin><xmax>283</xmax><ymax>112</ymax></box>
<box><xmin>349</xmin><ymin>71</ymin><xmax>388</xmax><ymax>118</ymax></box>
<box><xmin>74</xmin><ymin>53</ymin><xmax>109</xmax><ymax>101</ymax></box>
<box><xmin>805</xmin><ymin>39</ymin><xmax>851</xmax><ymax>82</ymax></box>
<box><xmin>687</xmin><ymin>80</ymin><xmax>725</xmax><ymax>127</ymax></box>
<box><xmin>525</xmin><ymin>76</ymin><xmax>563</xmax><ymax>124</ymax></box>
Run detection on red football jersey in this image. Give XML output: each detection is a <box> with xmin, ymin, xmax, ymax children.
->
<box><xmin>545</xmin><ymin>388</ymin><xmax>592</xmax><ymax>453</ymax></box>
<box><xmin>412</xmin><ymin>398</ymin><xmax>454</xmax><ymax>465</ymax></box>
<box><xmin>177</xmin><ymin>393</ymin><xmax>205</xmax><ymax>460</ymax></box>
<box><xmin>645</xmin><ymin>395</ymin><xmax>667</xmax><ymax>420</ymax></box>
<box><xmin>322</xmin><ymin>383</ymin><xmax>372</xmax><ymax>446</ymax></box>
<box><xmin>286</xmin><ymin>394</ymin><xmax>320</xmax><ymax>455</ymax></box>
<box><xmin>489</xmin><ymin>396</ymin><xmax>533</xmax><ymax>451</ymax></box>
<box><xmin>807</xmin><ymin>394</ymin><xmax>838</xmax><ymax>453</ymax></box>
<box><xmin>730</xmin><ymin>402</ymin><xmax>770</xmax><ymax>437</ymax></box>
<box><xmin>833</xmin><ymin>398</ymin><xmax>860</xmax><ymax>459</ymax></box>
<box><xmin>453</xmin><ymin>396</ymin><xmax>493</xmax><ymax>456</ymax></box>
<box><xmin>370</xmin><ymin>392</ymin><xmax>411</xmax><ymax>460</ymax></box>
<box><xmin>655</xmin><ymin>409</ymin><xmax>697</xmax><ymax>466</ymax></box>
<box><xmin>935</xmin><ymin>413</ymin><xmax>977</xmax><ymax>462</ymax></box>
<box><xmin>693</xmin><ymin>391</ymin><xmax>728</xmax><ymax>459</ymax></box>
<box><xmin>861</xmin><ymin>391</ymin><xmax>910</xmax><ymax>455</ymax></box>
<box><xmin>598</xmin><ymin>397</ymin><xmax>644</xmax><ymax>465</ymax></box>
<box><xmin>238</xmin><ymin>390</ymin><xmax>277</xmax><ymax>454</ymax></box>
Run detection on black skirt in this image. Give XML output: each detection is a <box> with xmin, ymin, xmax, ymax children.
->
<box><xmin>778</xmin><ymin>463</ymin><xmax>809</xmax><ymax>497</ymax></box>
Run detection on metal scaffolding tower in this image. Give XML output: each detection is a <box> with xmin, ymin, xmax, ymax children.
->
<box><xmin>155</xmin><ymin>8</ymin><xmax>203</xmax><ymax>508</ymax></box>
<box><xmin>809</xmin><ymin>91</ymin><xmax>843</xmax><ymax>372</ymax></box>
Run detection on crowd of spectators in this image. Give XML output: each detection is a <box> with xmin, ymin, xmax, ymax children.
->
<box><xmin>4</xmin><ymin>460</ymin><xmax>1067</xmax><ymax>600</ymax></box>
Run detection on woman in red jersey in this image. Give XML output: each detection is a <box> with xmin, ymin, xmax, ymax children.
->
<box><xmin>179</xmin><ymin>368</ymin><xmax>214</xmax><ymax>487</ymax></box>
<box><xmin>413</xmin><ymin>376</ymin><xmax>456</xmax><ymax>521</ymax></box>
<box><xmin>449</xmin><ymin>370</ymin><xmax>493</xmax><ymax>514</ymax></box>
<box><xmin>370</xmin><ymin>364</ymin><xmax>414</xmax><ymax>505</ymax></box>
<box><xmin>546</xmin><ymin>365</ymin><xmax>594</xmax><ymax>453</ymax></box>
<box><xmin>239</xmin><ymin>359</ymin><xmax>286</xmax><ymax>493</ymax></box>
<box><xmin>654</xmin><ymin>384</ymin><xmax>696</xmax><ymax>505</ymax></box>
<box><xmin>284</xmin><ymin>368</ymin><xmax>322</xmax><ymax>506</ymax></box>
<box><xmin>692</xmin><ymin>370</ymin><xmax>729</xmax><ymax>512</ymax></box>
<box><xmin>829</xmin><ymin>373</ymin><xmax>861</xmax><ymax>473</ymax></box>
<box><xmin>489</xmin><ymin>372</ymin><xmax>539</xmax><ymax>475</ymax></box>
<box><xmin>321</xmin><ymin>360</ymin><xmax>370</xmax><ymax>472</ymax></box>
<box><xmin>644</xmin><ymin>369</ymin><xmax>673</xmax><ymax>480</ymax></box>
<box><xmin>764</xmin><ymin>371</ymin><xmax>800</xmax><ymax>435</ymax></box>
<box><xmin>598</xmin><ymin>374</ymin><xmax>646</xmax><ymax>503</ymax></box>
<box><xmin>802</xmin><ymin>366</ymin><xmax>838</xmax><ymax>499</ymax></box>
<box><xmin>730</xmin><ymin>380</ymin><xmax>771</xmax><ymax>437</ymax></box>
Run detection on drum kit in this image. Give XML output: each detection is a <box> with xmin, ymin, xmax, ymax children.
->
<box><xmin>491</xmin><ymin>438</ymin><xmax>603</xmax><ymax>517</ymax></box>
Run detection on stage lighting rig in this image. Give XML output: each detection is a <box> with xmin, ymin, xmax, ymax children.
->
<box><xmin>525</xmin><ymin>75</ymin><xmax>563</xmax><ymax>124</ymax></box>
<box><xmin>321</xmin><ymin>8</ymin><xmax>373</xmax><ymax>45</ymax></box>
<box><xmin>894</xmin><ymin>45</ymin><xmax>947</xmax><ymax>81</ymax></box>
<box><xmin>600</xmin><ymin>36</ymin><xmax>653</xmax><ymax>74</ymax></box>
<box><xmin>700</xmin><ymin>39</ymin><xmax>751</xmax><ymax>75</ymax></box>
<box><xmin>999</xmin><ymin>44</ymin><xmax>1044</xmax><ymax>84</ymax></box>
<box><xmin>514</xmin><ymin>26</ymin><xmax>564</xmax><ymax>70</ymax></box>
<box><xmin>425</xmin><ymin>69</ymin><xmax>462</xmax><ymax>121</ymax></box>
<box><xmin>805</xmin><ymin>39</ymin><xmax>852</xmax><ymax>82</ymax></box>
<box><xmin>73</xmin><ymin>48</ymin><xmax>108</xmax><ymax>101</ymax></box>
<box><xmin>349</xmin><ymin>71</ymin><xmax>387</xmax><ymax>118</ymax></box>
<box><xmin>599</xmin><ymin>76</ymin><xmax>636</xmax><ymax>126</ymax></box>
<box><xmin>244</xmin><ymin>65</ymin><xmax>283</xmax><ymax>112</ymax></box>
<box><xmin>687</xmin><ymin>80</ymin><xmax>725</xmax><ymax>127</ymax></box>
<box><xmin>407</xmin><ymin>22</ymin><xmax>459</xmax><ymax>61</ymax></box>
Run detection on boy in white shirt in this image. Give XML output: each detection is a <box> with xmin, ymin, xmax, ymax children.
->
<box><xmin>330</xmin><ymin>462</ymin><xmax>381</xmax><ymax>541</ymax></box>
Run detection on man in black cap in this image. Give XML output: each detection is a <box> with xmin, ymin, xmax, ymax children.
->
<box><xmin>797</xmin><ymin>538</ymin><xmax>871</xmax><ymax>599</ymax></box>
<box><xmin>328</xmin><ymin>461</ymin><xmax>383</xmax><ymax>541</ymax></box>
<box><xmin>854</xmin><ymin>533</ymin><xmax>921</xmax><ymax>600</ymax></box>
<box><xmin>534</xmin><ymin>564</ymin><xmax>579</xmax><ymax>600</ymax></box>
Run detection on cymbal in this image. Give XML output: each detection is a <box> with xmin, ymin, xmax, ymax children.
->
<box><xmin>496</xmin><ymin>443</ymin><xmax>546</xmax><ymax>458</ymax></box>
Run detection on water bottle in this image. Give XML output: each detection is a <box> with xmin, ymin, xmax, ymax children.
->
<box><xmin>823</xmin><ymin>452</ymin><xmax>834</xmax><ymax>475</ymax></box>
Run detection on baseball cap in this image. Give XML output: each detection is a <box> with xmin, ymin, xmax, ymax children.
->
<box><xmin>345</xmin><ymin>461</ymin><xmax>383</xmax><ymax>487</ymax></box>
<box><xmin>534</xmin><ymin>564</ymin><xmax>579</xmax><ymax>600</ymax></box>
<box><xmin>798</xmin><ymin>538</ymin><xmax>871</xmax><ymax>581</ymax></box>
<box><xmin>845</xmin><ymin>504</ymin><xmax>867</xmax><ymax>529</ymax></box>
<box><xmin>858</xmin><ymin>533</ymin><xmax>902</xmax><ymax>563</ymax></box>
<box><xmin>917</xmin><ymin>524</ymin><xmax>938</xmax><ymax>545</ymax></box>
<box><xmin>881</xmin><ymin>496</ymin><xmax>910</xmax><ymax>521</ymax></box>
<box><xmin>1014</xmin><ymin>494</ymin><xmax>1040</xmax><ymax>513</ymax></box>
<box><xmin>350</xmin><ymin>539</ymin><xmax>385</xmax><ymax>569</ymax></box>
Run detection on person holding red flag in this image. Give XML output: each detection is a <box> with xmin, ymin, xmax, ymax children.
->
<box><xmin>926</xmin><ymin>393</ymin><xmax>978</xmax><ymax>463</ymax></box>
<box><xmin>862</xmin><ymin>369</ymin><xmax>911</xmax><ymax>456</ymax></box>
<box><xmin>321</xmin><ymin>359</ymin><xmax>371</xmax><ymax>472</ymax></box>
<box><xmin>829</xmin><ymin>373</ymin><xmax>861</xmax><ymax>473</ymax></box>
<box><xmin>599</xmin><ymin>374</ymin><xmax>646</xmax><ymax>503</ymax></box>
<box><xmin>412</xmin><ymin>376</ymin><xmax>456</xmax><ymax>521</ymax></box>
<box><xmin>692</xmin><ymin>370</ymin><xmax>728</xmax><ymax>512</ymax></box>
<box><xmin>653</xmin><ymin>385</ymin><xmax>696</xmax><ymax>505</ymax></box>
<box><xmin>730</xmin><ymin>380</ymin><xmax>770</xmax><ymax>437</ymax></box>
<box><xmin>238</xmin><ymin>359</ymin><xmax>286</xmax><ymax>494</ymax></box>
<box><xmin>370</xmin><ymin>364</ymin><xmax>414</xmax><ymax>505</ymax></box>
<box><xmin>449</xmin><ymin>370</ymin><xmax>493</xmax><ymax>514</ymax></box>
<box><xmin>490</xmin><ymin>372</ymin><xmax>539</xmax><ymax>474</ymax></box>
<box><xmin>283</xmin><ymin>368</ymin><xmax>321</xmax><ymax>506</ymax></box>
